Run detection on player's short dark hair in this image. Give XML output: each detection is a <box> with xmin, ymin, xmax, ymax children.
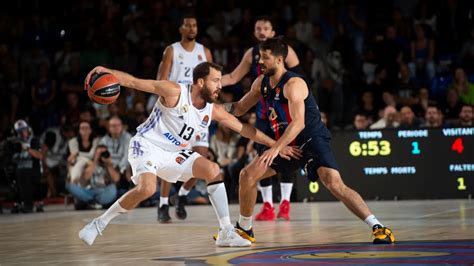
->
<box><xmin>193</xmin><ymin>62</ymin><xmax>223</xmax><ymax>83</ymax></box>
<box><xmin>255</xmin><ymin>15</ymin><xmax>273</xmax><ymax>26</ymax></box>
<box><xmin>260</xmin><ymin>37</ymin><xmax>288</xmax><ymax>60</ymax></box>
<box><xmin>182</xmin><ymin>13</ymin><xmax>197</xmax><ymax>24</ymax></box>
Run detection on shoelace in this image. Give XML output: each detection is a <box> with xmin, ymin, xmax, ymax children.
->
<box><xmin>94</xmin><ymin>219</ymin><xmax>104</xmax><ymax>236</ymax></box>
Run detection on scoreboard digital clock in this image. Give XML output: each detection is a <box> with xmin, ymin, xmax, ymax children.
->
<box><xmin>296</xmin><ymin>127</ymin><xmax>474</xmax><ymax>201</ymax></box>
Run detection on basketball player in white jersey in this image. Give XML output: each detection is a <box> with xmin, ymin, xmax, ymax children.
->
<box><xmin>78</xmin><ymin>62</ymin><xmax>302</xmax><ymax>247</ymax></box>
<box><xmin>155</xmin><ymin>14</ymin><xmax>213</xmax><ymax>223</ymax></box>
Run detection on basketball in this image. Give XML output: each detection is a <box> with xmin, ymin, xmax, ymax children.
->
<box><xmin>87</xmin><ymin>72</ymin><xmax>120</xmax><ymax>105</ymax></box>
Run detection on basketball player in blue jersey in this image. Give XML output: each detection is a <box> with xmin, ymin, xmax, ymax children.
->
<box><xmin>79</xmin><ymin>62</ymin><xmax>302</xmax><ymax>247</ymax></box>
<box><xmin>224</xmin><ymin>38</ymin><xmax>395</xmax><ymax>244</ymax></box>
<box><xmin>222</xmin><ymin>16</ymin><xmax>303</xmax><ymax>221</ymax></box>
<box><xmin>155</xmin><ymin>14</ymin><xmax>213</xmax><ymax>223</ymax></box>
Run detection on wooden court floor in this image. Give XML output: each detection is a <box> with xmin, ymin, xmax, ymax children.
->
<box><xmin>0</xmin><ymin>199</ymin><xmax>473</xmax><ymax>265</ymax></box>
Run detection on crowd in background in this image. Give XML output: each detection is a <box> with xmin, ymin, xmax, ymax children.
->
<box><xmin>0</xmin><ymin>0</ymin><xmax>473</xmax><ymax>211</ymax></box>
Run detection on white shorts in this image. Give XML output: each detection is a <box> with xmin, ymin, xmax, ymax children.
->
<box><xmin>128</xmin><ymin>135</ymin><xmax>201</xmax><ymax>185</ymax></box>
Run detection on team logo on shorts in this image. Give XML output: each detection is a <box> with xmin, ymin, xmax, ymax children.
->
<box><xmin>176</xmin><ymin>156</ymin><xmax>184</xmax><ymax>164</ymax></box>
<box><xmin>198</xmin><ymin>54</ymin><xmax>203</xmax><ymax>61</ymax></box>
<box><xmin>200</xmin><ymin>115</ymin><xmax>209</xmax><ymax>128</ymax></box>
<box><xmin>175</xmin><ymin>156</ymin><xmax>184</xmax><ymax>164</ymax></box>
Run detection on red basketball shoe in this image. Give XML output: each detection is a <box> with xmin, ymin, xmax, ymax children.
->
<box><xmin>277</xmin><ymin>200</ymin><xmax>291</xmax><ymax>220</ymax></box>
<box><xmin>255</xmin><ymin>202</ymin><xmax>275</xmax><ymax>221</ymax></box>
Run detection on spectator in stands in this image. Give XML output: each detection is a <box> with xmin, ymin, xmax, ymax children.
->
<box><xmin>357</xmin><ymin>91</ymin><xmax>378</xmax><ymax>124</ymax></box>
<box><xmin>412</xmin><ymin>87</ymin><xmax>436</xmax><ymax>118</ymax></box>
<box><xmin>460</xmin><ymin>27</ymin><xmax>474</xmax><ymax>72</ymax></box>
<box><xmin>99</xmin><ymin>116</ymin><xmax>132</xmax><ymax>197</ymax></box>
<box><xmin>66</xmin><ymin>144</ymin><xmax>120</xmax><ymax>210</ymax></box>
<box><xmin>370</xmin><ymin>106</ymin><xmax>400</xmax><ymax>129</ymax></box>
<box><xmin>41</xmin><ymin>124</ymin><xmax>75</xmax><ymax>198</ymax></box>
<box><xmin>346</xmin><ymin>113</ymin><xmax>369</xmax><ymax>130</ymax></box>
<box><xmin>450</xmin><ymin>67</ymin><xmax>474</xmax><ymax>105</ymax></box>
<box><xmin>399</xmin><ymin>106</ymin><xmax>421</xmax><ymax>129</ymax></box>
<box><xmin>441</xmin><ymin>88</ymin><xmax>463</xmax><ymax>122</ymax></box>
<box><xmin>367</xmin><ymin>66</ymin><xmax>389</xmax><ymax>110</ymax></box>
<box><xmin>454</xmin><ymin>104</ymin><xmax>473</xmax><ymax>127</ymax></box>
<box><xmin>396</xmin><ymin>63</ymin><xmax>419</xmax><ymax>106</ymax></box>
<box><xmin>338</xmin><ymin>0</ymin><xmax>366</xmax><ymax>55</ymax></box>
<box><xmin>67</xmin><ymin>120</ymin><xmax>100</xmax><ymax>185</ymax></box>
<box><xmin>409</xmin><ymin>23</ymin><xmax>435</xmax><ymax>82</ymax></box>
<box><xmin>421</xmin><ymin>104</ymin><xmax>442</xmax><ymax>128</ymax></box>
<box><xmin>7</xmin><ymin>120</ymin><xmax>46</xmax><ymax>213</ymax></box>
<box><xmin>31</xmin><ymin>64</ymin><xmax>57</xmax><ymax>133</ymax></box>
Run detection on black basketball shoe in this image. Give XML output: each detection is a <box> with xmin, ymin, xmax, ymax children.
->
<box><xmin>175</xmin><ymin>195</ymin><xmax>187</xmax><ymax>220</ymax></box>
<box><xmin>158</xmin><ymin>204</ymin><xmax>171</xmax><ymax>223</ymax></box>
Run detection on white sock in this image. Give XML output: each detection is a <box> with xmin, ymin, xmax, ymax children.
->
<box><xmin>178</xmin><ymin>187</ymin><xmax>190</xmax><ymax>196</ymax></box>
<box><xmin>364</xmin><ymin>214</ymin><xmax>383</xmax><ymax>228</ymax></box>
<box><xmin>280</xmin><ymin>182</ymin><xmax>293</xmax><ymax>202</ymax></box>
<box><xmin>98</xmin><ymin>201</ymin><xmax>128</xmax><ymax>226</ymax></box>
<box><xmin>238</xmin><ymin>215</ymin><xmax>253</xmax><ymax>230</ymax></box>
<box><xmin>159</xmin><ymin>197</ymin><xmax>169</xmax><ymax>207</ymax></box>
<box><xmin>260</xmin><ymin>185</ymin><xmax>273</xmax><ymax>206</ymax></box>
<box><xmin>207</xmin><ymin>182</ymin><xmax>233</xmax><ymax>230</ymax></box>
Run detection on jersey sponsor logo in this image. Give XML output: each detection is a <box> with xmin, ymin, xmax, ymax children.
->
<box><xmin>275</xmin><ymin>87</ymin><xmax>281</xmax><ymax>100</ymax></box>
<box><xmin>178</xmin><ymin>53</ymin><xmax>184</xmax><ymax>60</ymax></box>
<box><xmin>200</xmin><ymin>115</ymin><xmax>209</xmax><ymax>128</ymax></box>
<box><xmin>163</xmin><ymin>132</ymin><xmax>188</xmax><ymax>148</ymax></box>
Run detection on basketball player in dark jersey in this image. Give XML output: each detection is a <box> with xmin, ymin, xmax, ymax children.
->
<box><xmin>224</xmin><ymin>38</ymin><xmax>395</xmax><ymax>245</ymax></box>
<box><xmin>222</xmin><ymin>16</ymin><xmax>303</xmax><ymax>221</ymax></box>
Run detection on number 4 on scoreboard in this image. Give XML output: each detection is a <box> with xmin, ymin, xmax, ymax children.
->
<box><xmin>451</xmin><ymin>138</ymin><xmax>464</xmax><ymax>154</ymax></box>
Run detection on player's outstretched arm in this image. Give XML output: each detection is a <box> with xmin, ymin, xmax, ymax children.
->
<box><xmin>223</xmin><ymin>75</ymin><xmax>263</xmax><ymax>116</ymax></box>
<box><xmin>221</xmin><ymin>48</ymin><xmax>253</xmax><ymax>86</ymax></box>
<box><xmin>213</xmin><ymin>104</ymin><xmax>273</xmax><ymax>147</ymax></box>
<box><xmin>85</xmin><ymin>66</ymin><xmax>181</xmax><ymax>98</ymax></box>
<box><xmin>213</xmin><ymin>104</ymin><xmax>302</xmax><ymax>161</ymax></box>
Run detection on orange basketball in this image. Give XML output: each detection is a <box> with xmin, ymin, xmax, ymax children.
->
<box><xmin>87</xmin><ymin>72</ymin><xmax>120</xmax><ymax>105</ymax></box>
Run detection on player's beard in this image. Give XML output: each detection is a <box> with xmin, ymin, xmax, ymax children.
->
<box><xmin>201</xmin><ymin>85</ymin><xmax>217</xmax><ymax>103</ymax></box>
<box><xmin>186</xmin><ymin>34</ymin><xmax>196</xmax><ymax>41</ymax></box>
<box><xmin>263</xmin><ymin>66</ymin><xmax>276</xmax><ymax>77</ymax></box>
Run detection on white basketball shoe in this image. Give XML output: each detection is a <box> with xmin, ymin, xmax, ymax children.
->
<box><xmin>215</xmin><ymin>228</ymin><xmax>252</xmax><ymax>247</ymax></box>
<box><xmin>79</xmin><ymin>218</ymin><xmax>106</xmax><ymax>245</ymax></box>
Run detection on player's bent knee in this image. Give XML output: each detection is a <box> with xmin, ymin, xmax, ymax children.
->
<box><xmin>239</xmin><ymin>167</ymin><xmax>255</xmax><ymax>185</ymax></box>
<box><xmin>136</xmin><ymin>184</ymin><xmax>156</xmax><ymax>198</ymax></box>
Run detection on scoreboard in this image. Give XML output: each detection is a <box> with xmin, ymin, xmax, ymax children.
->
<box><xmin>296</xmin><ymin>127</ymin><xmax>474</xmax><ymax>201</ymax></box>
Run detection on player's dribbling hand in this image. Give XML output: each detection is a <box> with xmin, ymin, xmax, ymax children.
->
<box><xmin>84</xmin><ymin>66</ymin><xmax>110</xmax><ymax>90</ymax></box>
<box><xmin>279</xmin><ymin>146</ymin><xmax>303</xmax><ymax>161</ymax></box>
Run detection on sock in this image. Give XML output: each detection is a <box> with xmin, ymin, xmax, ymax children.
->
<box><xmin>159</xmin><ymin>197</ymin><xmax>169</xmax><ymax>207</ymax></box>
<box><xmin>239</xmin><ymin>215</ymin><xmax>253</xmax><ymax>230</ymax></box>
<box><xmin>260</xmin><ymin>185</ymin><xmax>273</xmax><ymax>206</ymax></box>
<box><xmin>364</xmin><ymin>214</ymin><xmax>383</xmax><ymax>228</ymax></box>
<box><xmin>207</xmin><ymin>182</ymin><xmax>233</xmax><ymax>231</ymax></box>
<box><xmin>280</xmin><ymin>182</ymin><xmax>293</xmax><ymax>202</ymax></box>
<box><xmin>178</xmin><ymin>187</ymin><xmax>190</xmax><ymax>196</ymax></box>
<box><xmin>98</xmin><ymin>201</ymin><xmax>128</xmax><ymax>226</ymax></box>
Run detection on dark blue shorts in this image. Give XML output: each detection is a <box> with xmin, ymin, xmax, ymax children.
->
<box><xmin>259</xmin><ymin>136</ymin><xmax>339</xmax><ymax>181</ymax></box>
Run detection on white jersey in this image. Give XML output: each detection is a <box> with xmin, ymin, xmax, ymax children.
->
<box><xmin>169</xmin><ymin>42</ymin><xmax>207</xmax><ymax>84</ymax></box>
<box><xmin>136</xmin><ymin>84</ymin><xmax>212</xmax><ymax>152</ymax></box>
